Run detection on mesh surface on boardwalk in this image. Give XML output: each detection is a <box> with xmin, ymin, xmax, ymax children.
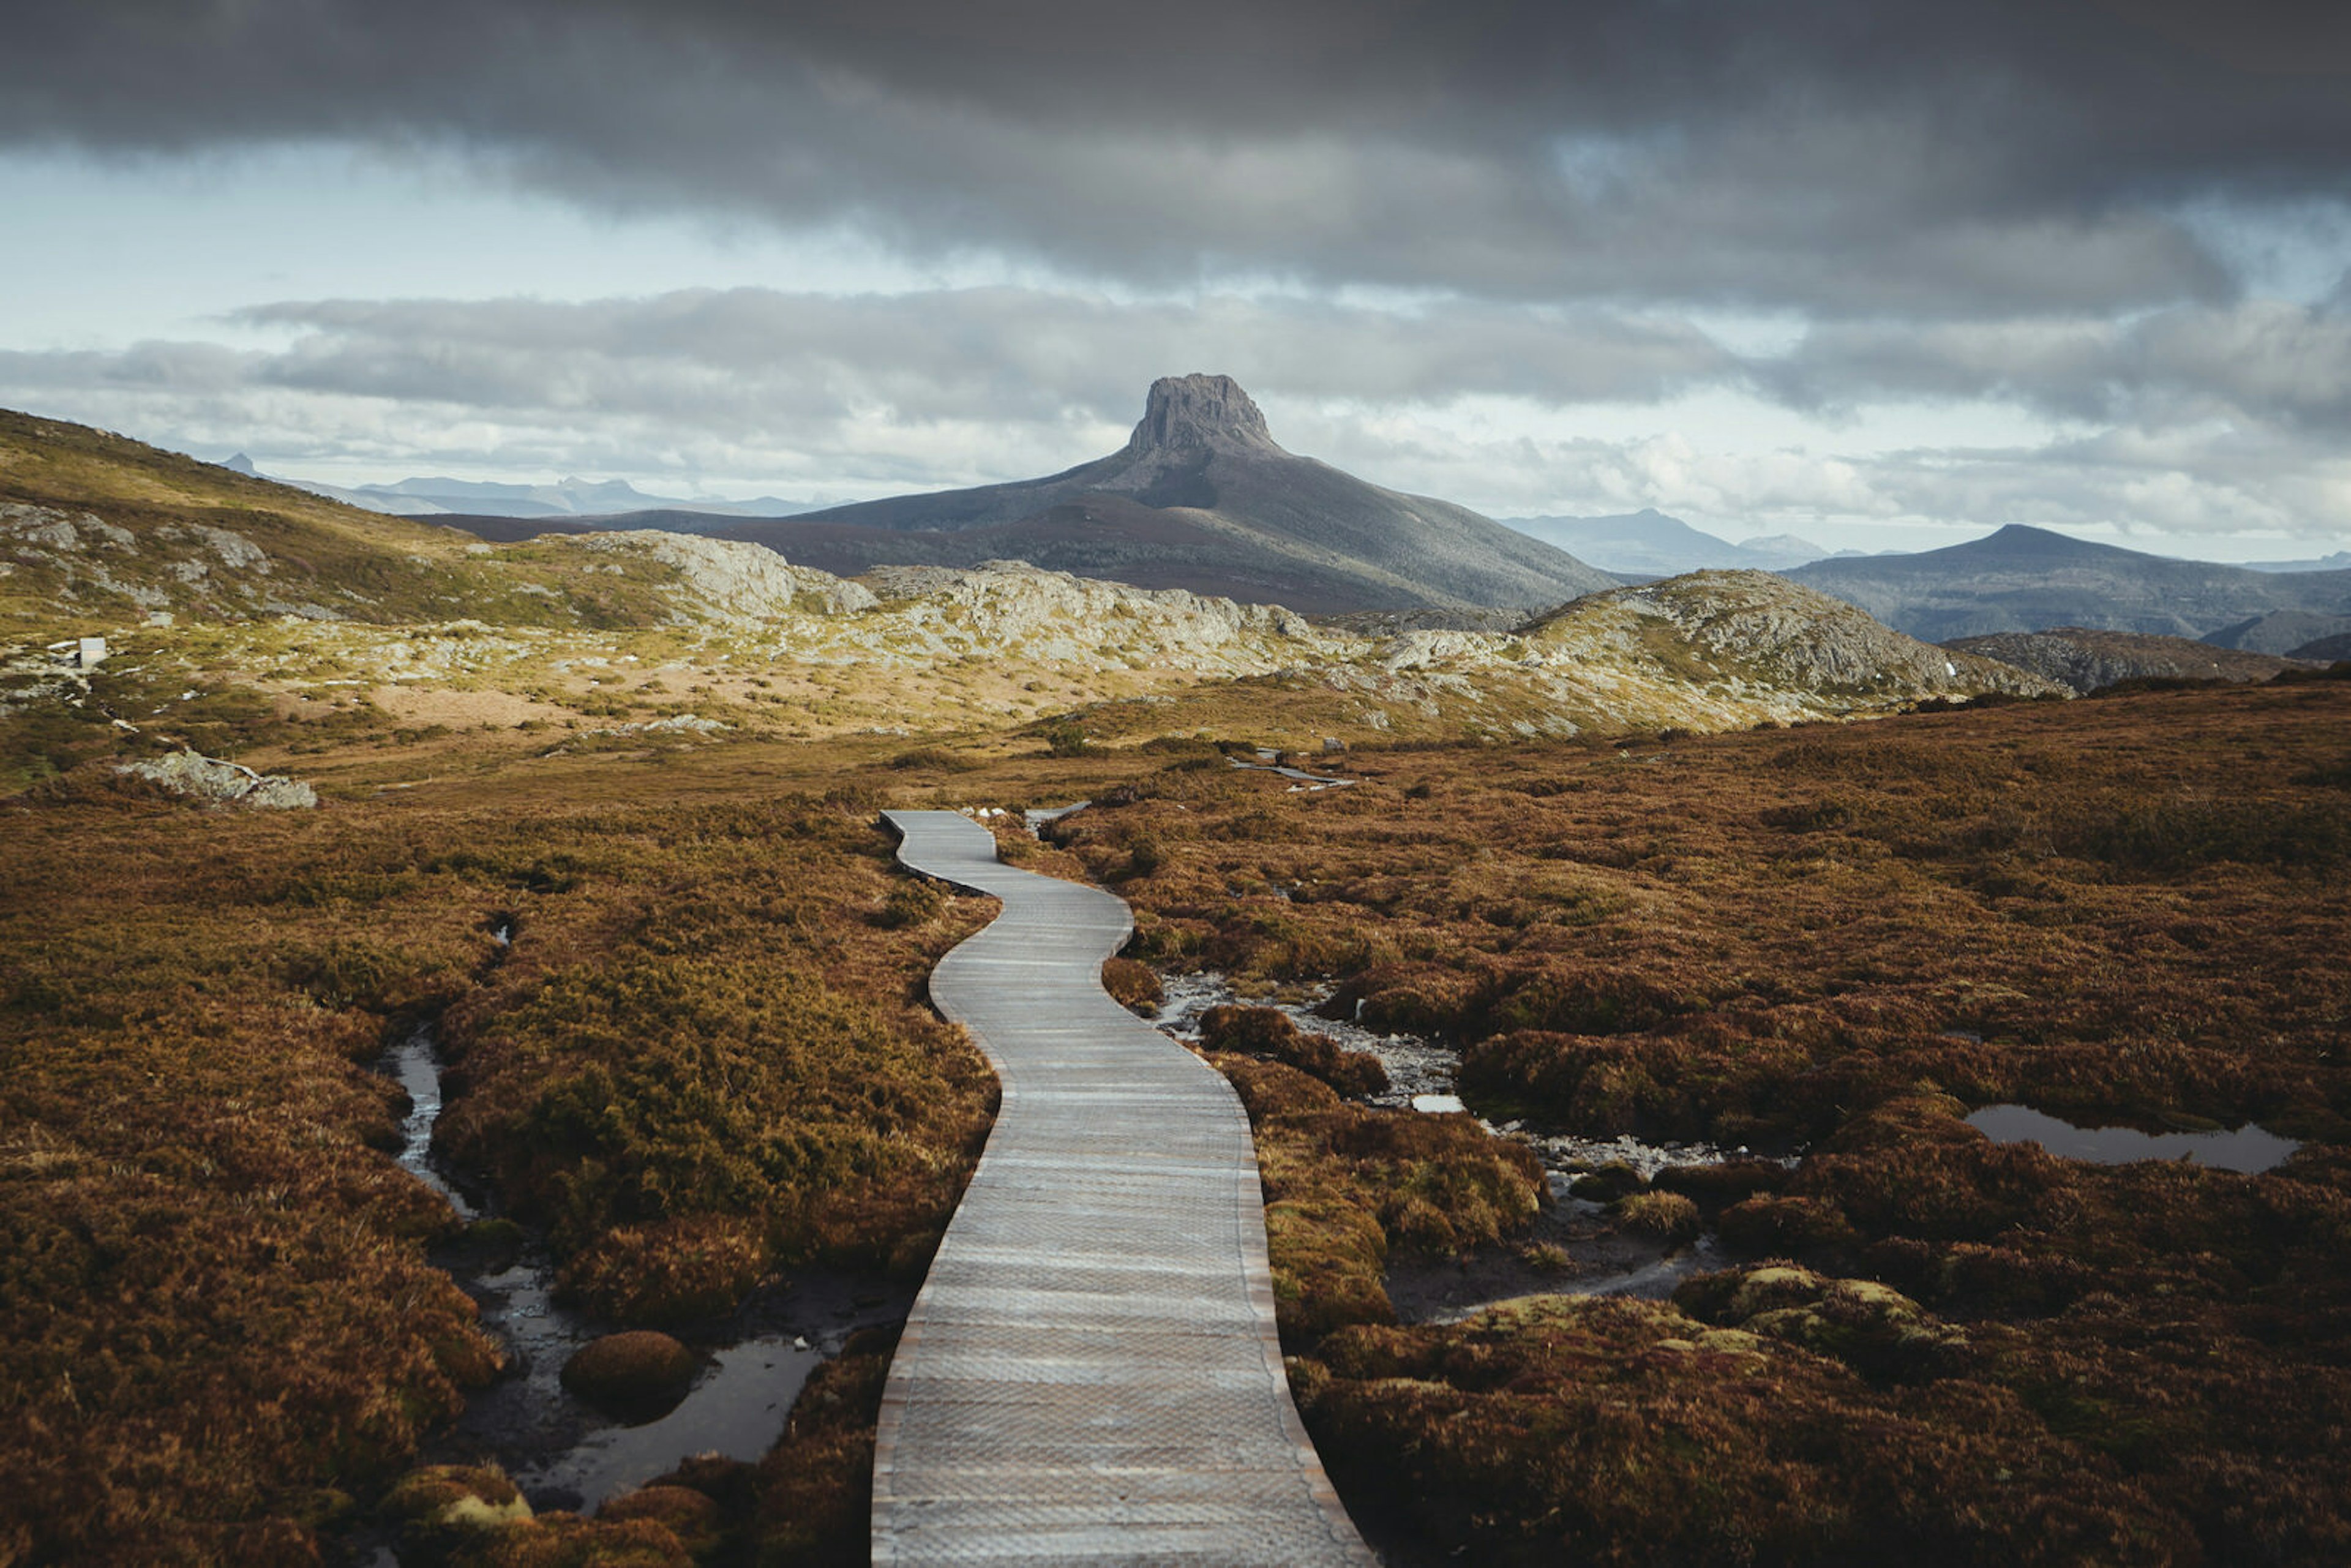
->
<box><xmin>875</xmin><ymin>810</ymin><xmax>1374</xmax><ymax>1567</ymax></box>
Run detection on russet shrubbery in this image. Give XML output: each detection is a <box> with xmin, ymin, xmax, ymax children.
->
<box><xmin>0</xmin><ymin>783</ymin><xmax>996</xmax><ymax>1559</ymax></box>
<box><xmin>430</xmin><ymin>801</ymin><xmax>996</xmax><ymax>1322</ymax></box>
<box><xmin>1053</xmin><ymin>680</ymin><xmax>2351</xmax><ymax>1562</ymax></box>
<box><xmin>1215</xmin><ymin>1056</ymin><xmax>1543</xmax><ymax>1346</ymax></box>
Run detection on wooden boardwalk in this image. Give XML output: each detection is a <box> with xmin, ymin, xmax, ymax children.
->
<box><xmin>874</xmin><ymin>810</ymin><xmax>1374</xmax><ymax>1566</ymax></box>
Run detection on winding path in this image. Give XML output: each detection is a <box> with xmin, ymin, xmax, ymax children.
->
<box><xmin>874</xmin><ymin>811</ymin><xmax>1374</xmax><ymax>1566</ymax></box>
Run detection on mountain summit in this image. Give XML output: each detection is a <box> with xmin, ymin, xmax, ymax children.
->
<box><xmin>698</xmin><ymin>375</ymin><xmax>1615</xmax><ymax>613</ymax></box>
<box><xmin>1126</xmin><ymin>373</ymin><xmax>1278</xmax><ymax>454</ymax></box>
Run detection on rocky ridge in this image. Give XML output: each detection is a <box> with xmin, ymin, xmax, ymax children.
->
<box><xmin>565</xmin><ymin>531</ymin><xmax>877</xmax><ymax>621</ymax></box>
<box><xmin>4</xmin><ymin>410</ymin><xmax>2063</xmax><ymax>756</ymax></box>
<box><xmin>1944</xmin><ymin>627</ymin><xmax>2300</xmax><ymax>695</ymax></box>
<box><xmin>1523</xmin><ymin>572</ymin><xmax>2061</xmax><ymax>700</ymax></box>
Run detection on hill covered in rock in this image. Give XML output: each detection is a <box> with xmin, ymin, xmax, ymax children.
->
<box><xmin>669</xmin><ymin>375</ymin><xmax>1618</xmax><ymax>615</ymax></box>
<box><xmin>5</xmin><ymin>407</ymin><xmax>2063</xmax><ymax>805</ymax></box>
<box><xmin>1787</xmin><ymin>524</ymin><xmax>2351</xmax><ymax>642</ymax></box>
<box><xmin>1520</xmin><ymin>571</ymin><xmax>2059</xmax><ymax>703</ymax></box>
<box><xmin>1946</xmin><ymin>627</ymin><xmax>2301</xmax><ymax>695</ymax></box>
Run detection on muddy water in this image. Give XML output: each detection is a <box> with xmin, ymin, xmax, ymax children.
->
<box><xmin>369</xmin><ymin>1027</ymin><xmax>910</xmax><ymax>1522</ymax></box>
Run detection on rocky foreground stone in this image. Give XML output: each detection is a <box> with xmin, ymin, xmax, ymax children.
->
<box><xmin>115</xmin><ymin>750</ymin><xmax>317</xmax><ymax>809</ymax></box>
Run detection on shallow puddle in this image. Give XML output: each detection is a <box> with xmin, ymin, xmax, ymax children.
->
<box><xmin>510</xmin><ymin>1335</ymin><xmax>816</xmax><ymax>1510</ymax></box>
<box><xmin>1967</xmin><ymin>1103</ymin><xmax>2300</xmax><ymax>1174</ymax></box>
<box><xmin>1153</xmin><ymin>970</ymin><xmax>1459</xmax><ymax>1106</ymax></box>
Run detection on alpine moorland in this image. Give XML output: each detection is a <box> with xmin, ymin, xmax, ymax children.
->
<box><xmin>5</xmin><ymin>415</ymin><xmax>2349</xmax><ymax>1568</ymax></box>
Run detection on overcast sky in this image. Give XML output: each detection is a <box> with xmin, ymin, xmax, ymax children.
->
<box><xmin>4</xmin><ymin>1</ymin><xmax>2350</xmax><ymax>558</ymax></box>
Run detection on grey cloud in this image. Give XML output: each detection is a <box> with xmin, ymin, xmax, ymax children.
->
<box><xmin>0</xmin><ymin>286</ymin><xmax>1743</xmax><ymax>494</ymax></box>
<box><xmin>220</xmin><ymin>288</ymin><xmax>1745</xmax><ymax>421</ymax></box>
<box><xmin>6</xmin><ymin>2</ymin><xmax>2349</xmax><ymax>313</ymax></box>
<box><xmin>1775</xmin><ymin>301</ymin><xmax>2351</xmax><ymax>431</ymax></box>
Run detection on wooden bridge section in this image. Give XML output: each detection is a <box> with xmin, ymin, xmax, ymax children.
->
<box><xmin>874</xmin><ymin>810</ymin><xmax>1373</xmax><ymax>1566</ymax></box>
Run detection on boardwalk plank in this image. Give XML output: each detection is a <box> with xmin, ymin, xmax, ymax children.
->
<box><xmin>873</xmin><ymin>810</ymin><xmax>1374</xmax><ymax>1566</ymax></box>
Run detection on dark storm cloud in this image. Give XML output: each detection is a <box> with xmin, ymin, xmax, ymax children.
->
<box><xmin>7</xmin><ymin>1</ymin><xmax>2350</xmax><ymax>313</ymax></box>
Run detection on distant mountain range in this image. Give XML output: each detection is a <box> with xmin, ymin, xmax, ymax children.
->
<box><xmin>222</xmin><ymin>455</ymin><xmax>819</xmax><ymax>522</ymax></box>
<box><xmin>2240</xmin><ymin>551</ymin><xmax>2351</xmax><ymax>574</ymax></box>
<box><xmin>2204</xmin><ymin>609</ymin><xmax>2351</xmax><ymax>656</ymax></box>
<box><xmin>1498</xmin><ymin>509</ymin><xmax>1831</xmax><ymax>575</ymax></box>
<box><xmin>1788</xmin><ymin>524</ymin><xmax>2351</xmax><ymax>643</ymax></box>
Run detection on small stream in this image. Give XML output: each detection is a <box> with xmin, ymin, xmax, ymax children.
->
<box><xmin>367</xmin><ymin>1026</ymin><xmax>909</xmax><ymax>1534</ymax></box>
<box><xmin>1228</xmin><ymin>754</ymin><xmax>1360</xmax><ymax>792</ymax></box>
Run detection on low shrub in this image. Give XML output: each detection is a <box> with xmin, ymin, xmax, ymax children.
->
<box><xmin>1100</xmin><ymin>956</ymin><xmax>1164</xmax><ymax>1014</ymax></box>
<box><xmin>1201</xmin><ymin>1005</ymin><xmax>1388</xmax><ymax>1097</ymax></box>
<box><xmin>559</xmin><ymin>1331</ymin><xmax>697</xmax><ymax>1412</ymax></box>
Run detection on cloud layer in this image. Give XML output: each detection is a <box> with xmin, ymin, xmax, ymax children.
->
<box><xmin>9</xmin><ymin>1</ymin><xmax>2351</xmax><ymax>313</ymax></box>
<box><xmin>6</xmin><ymin>3</ymin><xmax>2349</xmax><ymax>553</ymax></box>
<box><xmin>7</xmin><ymin>285</ymin><xmax>2345</xmax><ymax>548</ymax></box>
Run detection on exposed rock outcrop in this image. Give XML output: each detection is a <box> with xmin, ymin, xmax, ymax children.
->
<box><xmin>564</xmin><ymin>530</ymin><xmax>877</xmax><ymax>620</ymax></box>
<box><xmin>1123</xmin><ymin>372</ymin><xmax>1278</xmax><ymax>454</ymax></box>
<box><xmin>116</xmin><ymin>751</ymin><xmax>317</xmax><ymax>809</ymax></box>
<box><xmin>1525</xmin><ymin>571</ymin><xmax>2064</xmax><ymax>700</ymax></box>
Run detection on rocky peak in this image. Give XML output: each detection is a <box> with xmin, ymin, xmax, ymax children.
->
<box><xmin>1126</xmin><ymin>373</ymin><xmax>1279</xmax><ymax>455</ymax></box>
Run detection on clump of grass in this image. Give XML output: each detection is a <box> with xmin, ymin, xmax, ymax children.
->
<box><xmin>1520</xmin><ymin>1240</ymin><xmax>1573</xmax><ymax>1272</ymax></box>
<box><xmin>1201</xmin><ymin>1004</ymin><xmax>1387</xmax><ymax>1097</ymax></box>
<box><xmin>876</xmin><ymin>877</ymin><xmax>948</xmax><ymax>929</ymax></box>
<box><xmin>1616</xmin><ymin>1189</ymin><xmax>1701</xmax><ymax>1241</ymax></box>
<box><xmin>1101</xmin><ymin>955</ymin><xmax>1164</xmax><ymax>1013</ymax></box>
<box><xmin>1038</xmin><ymin>718</ymin><xmax>1092</xmax><ymax>757</ymax></box>
<box><xmin>1215</xmin><ymin>1055</ymin><xmax>1543</xmax><ymax>1346</ymax></box>
<box><xmin>559</xmin><ymin>1330</ymin><xmax>697</xmax><ymax>1412</ymax></box>
<box><xmin>886</xmin><ymin>745</ymin><xmax>977</xmax><ymax>773</ymax></box>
